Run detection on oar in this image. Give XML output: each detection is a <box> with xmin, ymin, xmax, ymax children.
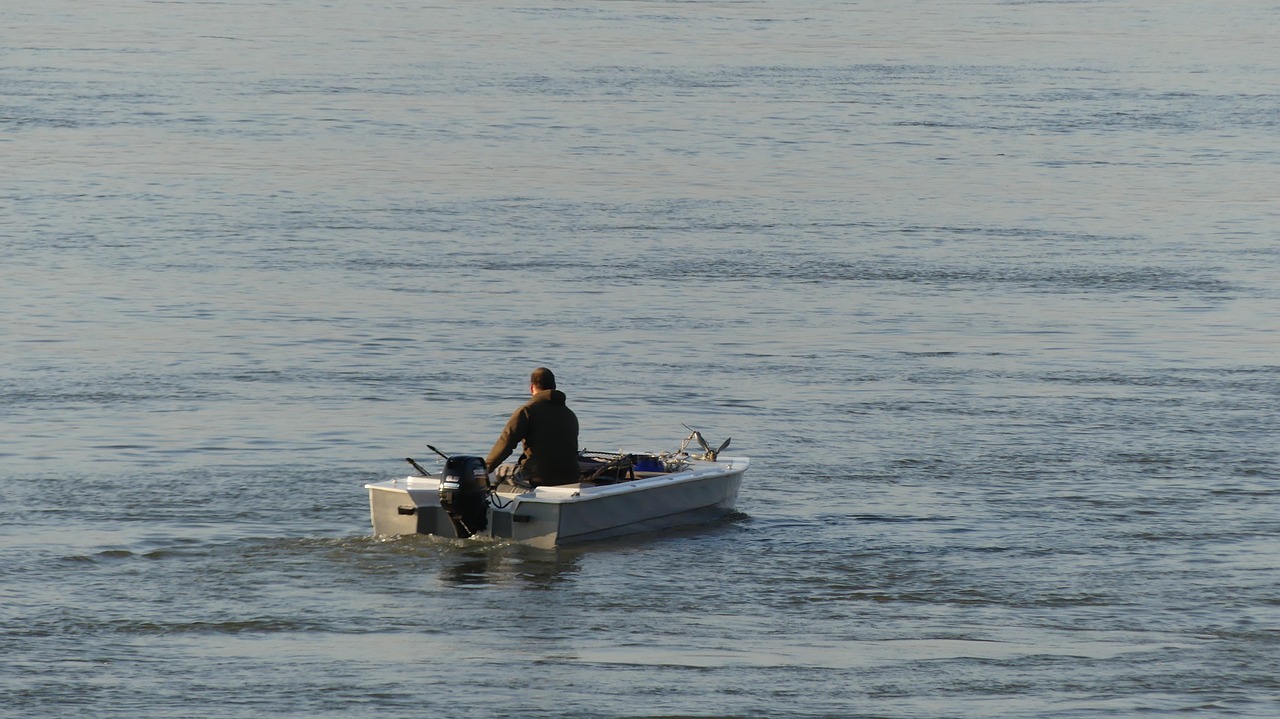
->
<box><xmin>427</xmin><ymin>444</ymin><xmax>450</xmax><ymax>460</ymax></box>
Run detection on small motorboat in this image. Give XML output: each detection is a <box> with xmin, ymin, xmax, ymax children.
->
<box><xmin>364</xmin><ymin>428</ymin><xmax>748</xmax><ymax>548</ymax></box>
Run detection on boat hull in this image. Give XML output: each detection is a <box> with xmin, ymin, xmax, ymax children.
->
<box><xmin>366</xmin><ymin>457</ymin><xmax>748</xmax><ymax>548</ymax></box>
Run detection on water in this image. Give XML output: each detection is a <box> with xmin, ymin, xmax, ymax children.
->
<box><xmin>3</xmin><ymin>1</ymin><xmax>1279</xmax><ymax>716</ymax></box>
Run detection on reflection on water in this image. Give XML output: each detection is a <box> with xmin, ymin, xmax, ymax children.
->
<box><xmin>434</xmin><ymin>543</ymin><xmax>582</xmax><ymax>590</ymax></box>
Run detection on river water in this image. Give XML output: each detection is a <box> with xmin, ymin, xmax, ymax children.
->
<box><xmin>3</xmin><ymin>1</ymin><xmax>1279</xmax><ymax>717</ymax></box>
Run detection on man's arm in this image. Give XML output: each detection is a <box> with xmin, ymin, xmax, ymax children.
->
<box><xmin>485</xmin><ymin>408</ymin><xmax>528</xmax><ymax>473</ymax></box>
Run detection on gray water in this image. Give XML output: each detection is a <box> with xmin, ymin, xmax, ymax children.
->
<box><xmin>3</xmin><ymin>1</ymin><xmax>1279</xmax><ymax>717</ymax></box>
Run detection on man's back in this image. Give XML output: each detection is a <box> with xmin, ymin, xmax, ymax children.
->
<box><xmin>485</xmin><ymin>385</ymin><xmax>580</xmax><ymax>486</ymax></box>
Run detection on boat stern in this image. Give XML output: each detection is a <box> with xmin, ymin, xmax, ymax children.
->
<box><xmin>366</xmin><ymin>477</ymin><xmax>460</xmax><ymax>538</ymax></box>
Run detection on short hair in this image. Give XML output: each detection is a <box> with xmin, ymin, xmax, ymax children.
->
<box><xmin>530</xmin><ymin>367</ymin><xmax>556</xmax><ymax>390</ymax></box>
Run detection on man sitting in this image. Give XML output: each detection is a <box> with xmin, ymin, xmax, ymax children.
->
<box><xmin>485</xmin><ymin>367</ymin><xmax>580</xmax><ymax>489</ymax></box>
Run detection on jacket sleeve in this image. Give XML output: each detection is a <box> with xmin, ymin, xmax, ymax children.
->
<box><xmin>485</xmin><ymin>408</ymin><xmax>528</xmax><ymax>473</ymax></box>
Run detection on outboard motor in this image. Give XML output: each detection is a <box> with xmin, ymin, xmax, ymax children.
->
<box><xmin>438</xmin><ymin>455</ymin><xmax>490</xmax><ymax>538</ymax></box>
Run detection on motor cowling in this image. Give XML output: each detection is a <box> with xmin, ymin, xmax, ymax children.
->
<box><xmin>438</xmin><ymin>455</ymin><xmax>490</xmax><ymax>538</ymax></box>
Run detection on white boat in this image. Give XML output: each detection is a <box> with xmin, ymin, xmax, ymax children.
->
<box><xmin>364</xmin><ymin>430</ymin><xmax>748</xmax><ymax>549</ymax></box>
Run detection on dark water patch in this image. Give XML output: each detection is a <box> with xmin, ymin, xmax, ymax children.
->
<box><xmin>219</xmin><ymin>366</ymin><xmax>466</xmax><ymax>391</ymax></box>
<box><xmin>341</xmin><ymin>238</ymin><xmax>1238</xmax><ymax>295</ymax></box>
<box><xmin>845</xmin><ymin>513</ymin><xmax>957</xmax><ymax>524</ymax></box>
<box><xmin>1209</xmin><ymin>486</ymin><xmax>1280</xmax><ymax>497</ymax></box>
<box><xmin>110</xmin><ymin>617</ymin><xmax>332</xmax><ymax>636</ymax></box>
<box><xmin>771</xmin><ymin>259</ymin><xmax>1234</xmax><ymax>294</ymax></box>
<box><xmin>0</xmin><ymin>371</ymin><xmax>223</xmax><ymax>409</ymax></box>
<box><xmin>52</xmin><ymin>549</ymin><xmax>138</xmax><ymax>566</ymax></box>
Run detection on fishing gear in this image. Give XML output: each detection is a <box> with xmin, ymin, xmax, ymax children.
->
<box><xmin>404</xmin><ymin>457</ymin><xmax>432</xmax><ymax>477</ymax></box>
<box><xmin>680</xmin><ymin>424</ymin><xmax>731</xmax><ymax>461</ymax></box>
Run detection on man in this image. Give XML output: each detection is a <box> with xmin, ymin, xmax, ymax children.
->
<box><xmin>485</xmin><ymin>367</ymin><xmax>580</xmax><ymax>488</ymax></box>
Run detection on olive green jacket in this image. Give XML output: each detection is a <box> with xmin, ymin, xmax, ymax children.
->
<box><xmin>485</xmin><ymin>389</ymin><xmax>580</xmax><ymax>485</ymax></box>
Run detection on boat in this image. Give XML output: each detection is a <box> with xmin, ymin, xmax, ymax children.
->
<box><xmin>364</xmin><ymin>428</ymin><xmax>748</xmax><ymax>549</ymax></box>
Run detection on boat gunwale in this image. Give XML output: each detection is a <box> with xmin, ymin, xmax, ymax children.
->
<box><xmin>364</xmin><ymin>456</ymin><xmax>749</xmax><ymax>506</ymax></box>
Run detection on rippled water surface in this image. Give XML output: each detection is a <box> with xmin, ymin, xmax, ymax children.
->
<box><xmin>3</xmin><ymin>1</ymin><xmax>1279</xmax><ymax>717</ymax></box>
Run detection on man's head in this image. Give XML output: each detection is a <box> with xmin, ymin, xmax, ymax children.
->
<box><xmin>530</xmin><ymin>367</ymin><xmax>557</xmax><ymax>392</ymax></box>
